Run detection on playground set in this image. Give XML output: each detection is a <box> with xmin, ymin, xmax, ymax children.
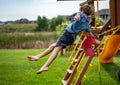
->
<box><xmin>58</xmin><ymin>0</ymin><xmax>120</xmax><ymax>85</ymax></box>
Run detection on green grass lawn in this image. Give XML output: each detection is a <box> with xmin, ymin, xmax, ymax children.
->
<box><xmin>0</xmin><ymin>49</ymin><xmax>120</xmax><ymax>85</ymax></box>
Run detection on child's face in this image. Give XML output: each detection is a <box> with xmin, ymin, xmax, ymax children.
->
<box><xmin>81</xmin><ymin>9</ymin><xmax>85</xmax><ymax>14</ymax></box>
<box><xmin>81</xmin><ymin>10</ymin><xmax>87</xmax><ymax>16</ymax></box>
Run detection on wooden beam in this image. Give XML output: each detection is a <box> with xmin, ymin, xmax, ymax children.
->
<box><xmin>80</xmin><ymin>0</ymin><xmax>105</xmax><ymax>6</ymax></box>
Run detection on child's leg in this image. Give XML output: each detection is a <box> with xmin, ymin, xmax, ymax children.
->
<box><xmin>36</xmin><ymin>46</ymin><xmax>63</xmax><ymax>74</ymax></box>
<box><xmin>28</xmin><ymin>43</ymin><xmax>56</xmax><ymax>61</ymax></box>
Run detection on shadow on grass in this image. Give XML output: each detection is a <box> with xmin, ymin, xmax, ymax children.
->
<box><xmin>98</xmin><ymin>72</ymin><xmax>102</xmax><ymax>85</ymax></box>
<box><xmin>99</xmin><ymin>63</ymin><xmax>120</xmax><ymax>85</ymax></box>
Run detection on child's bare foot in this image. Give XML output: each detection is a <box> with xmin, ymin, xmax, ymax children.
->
<box><xmin>27</xmin><ymin>56</ymin><xmax>39</xmax><ymax>61</ymax></box>
<box><xmin>36</xmin><ymin>67</ymin><xmax>48</xmax><ymax>74</ymax></box>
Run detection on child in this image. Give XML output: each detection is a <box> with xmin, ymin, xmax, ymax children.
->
<box><xmin>28</xmin><ymin>4</ymin><xmax>100</xmax><ymax>74</ymax></box>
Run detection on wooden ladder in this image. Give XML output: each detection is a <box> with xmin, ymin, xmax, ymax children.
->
<box><xmin>62</xmin><ymin>34</ymin><xmax>97</xmax><ymax>85</ymax></box>
<box><xmin>62</xmin><ymin>34</ymin><xmax>86</xmax><ymax>85</ymax></box>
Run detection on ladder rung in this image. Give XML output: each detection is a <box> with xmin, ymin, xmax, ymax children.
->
<box><xmin>78</xmin><ymin>48</ymin><xmax>84</xmax><ymax>51</ymax></box>
<box><xmin>67</xmin><ymin>69</ymin><xmax>73</xmax><ymax>74</ymax></box>
<box><xmin>72</xmin><ymin>58</ymin><xmax>78</xmax><ymax>63</ymax></box>
<box><xmin>62</xmin><ymin>80</ymin><xmax>67</xmax><ymax>85</ymax></box>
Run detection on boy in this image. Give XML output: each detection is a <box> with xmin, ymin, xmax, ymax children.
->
<box><xmin>28</xmin><ymin>4</ymin><xmax>100</xmax><ymax>74</ymax></box>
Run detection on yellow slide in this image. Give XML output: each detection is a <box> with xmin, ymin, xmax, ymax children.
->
<box><xmin>99</xmin><ymin>34</ymin><xmax>120</xmax><ymax>63</ymax></box>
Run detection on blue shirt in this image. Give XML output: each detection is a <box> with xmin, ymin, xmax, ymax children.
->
<box><xmin>66</xmin><ymin>12</ymin><xmax>90</xmax><ymax>39</ymax></box>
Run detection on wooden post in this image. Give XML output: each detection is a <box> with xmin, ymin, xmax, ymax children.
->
<box><xmin>60</xmin><ymin>49</ymin><xmax>64</xmax><ymax>56</ymax></box>
<box><xmin>110</xmin><ymin>0</ymin><xmax>116</xmax><ymax>27</ymax></box>
<box><xmin>116</xmin><ymin>0</ymin><xmax>120</xmax><ymax>25</ymax></box>
<box><xmin>110</xmin><ymin>0</ymin><xmax>120</xmax><ymax>26</ymax></box>
<box><xmin>90</xmin><ymin>1</ymin><xmax>95</xmax><ymax>27</ymax></box>
<box><xmin>110</xmin><ymin>0</ymin><xmax>120</xmax><ymax>34</ymax></box>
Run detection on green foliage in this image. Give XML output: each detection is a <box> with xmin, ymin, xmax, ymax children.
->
<box><xmin>49</xmin><ymin>15</ymin><xmax>66</xmax><ymax>31</ymax></box>
<box><xmin>36</xmin><ymin>16</ymin><xmax>42</xmax><ymax>31</ymax></box>
<box><xmin>16</xmin><ymin>18</ymin><xmax>29</xmax><ymax>24</ymax></box>
<box><xmin>0</xmin><ymin>32</ymin><xmax>58</xmax><ymax>49</ymax></box>
<box><xmin>49</xmin><ymin>17</ymin><xmax>56</xmax><ymax>31</ymax></box>
<box><xmin>56</xmin><ymin>21</ymin><xmax>70</xmax><ymax>35</ymax></box>
<box><xmin>95</xmin><ymin>17</ymin><xmax>105</xmax><ymax>26</ymax></box>
<box><xmin>36</xmin><ymin>15</ymin><xmax>66</xmax><ymax>31</ymax></box>
<box><xmin>0</xmin><ymin>15</ymin><xmax>67</xmax><ymax>49</ymax></box>
<box><xmin>0</xmin><ymin>15</ymin><xmax>66</xmax><ymax>32</ymax></box>
<box><xmin>55</xmin><ymin>16</ymin><xmax>66</xmax><ymax>26</ymax></box>
<box><xmin>0</xmin><ymin>24</ymin><xmax>36</xmax><ymax>33</ymax></box>
<box><xmin>42</xmin><ymin>16</ymin><xmax>48</xmax><ymax>30</ymax></box>
<box><xmin>36</xmin><ymin>16</ymin><xmax>48</xmax><ymax>31</ymax></box>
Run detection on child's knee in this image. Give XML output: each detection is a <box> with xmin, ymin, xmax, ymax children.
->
<box><xmin>49</xmin><ymin>43</ymin><xmax>56</xmax><ymax>49</ymax></box>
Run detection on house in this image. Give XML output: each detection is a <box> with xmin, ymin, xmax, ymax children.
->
<box><xmin>63</xmin><ymin>9</ymin><xmax>110</xmax><ymax>22</ymax></box>
<box><xmin>97</xmin><ymin>9</ymin><xmax>110</xmax><ymax>21</ymax></box>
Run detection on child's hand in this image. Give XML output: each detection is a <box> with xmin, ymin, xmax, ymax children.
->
<box><xmin>95</xmin><ymin>39</ymin><xmax>101</xmax><ymax>45</ymax></box>
<box><xmin>74</xmin><ymin>15</ymin><xmax>80</xmax><ymax>21</ymax></box>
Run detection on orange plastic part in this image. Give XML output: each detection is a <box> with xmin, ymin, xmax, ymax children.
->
<box><xmin>99</xmin><ymin>34</ymin><xmax>120</xmax><ymax>63</ymax></box>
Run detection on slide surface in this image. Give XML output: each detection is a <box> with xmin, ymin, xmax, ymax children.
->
<box><xmin>99</xmin><ymin>34</ymin><xmax>120</xmax><ymax>63</ymax></box>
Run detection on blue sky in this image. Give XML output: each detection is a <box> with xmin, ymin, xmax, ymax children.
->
<box><xmin>0</xmin><ymin>0</ymin><xmax>109</xmax><ymax>21</ymax></box>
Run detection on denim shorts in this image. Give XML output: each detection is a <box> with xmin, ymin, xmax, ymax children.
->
<box><xmin>56</xmin><ymin>30</ymin><xmax>74</xmax><ymax>48</ymax></box>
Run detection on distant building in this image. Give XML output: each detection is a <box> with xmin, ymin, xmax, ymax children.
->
<box><xmin>96</xmin><ymin>9</ymin><xmax>110</xmax><ymax>21</ymax></box>
<box><xmin>5</xmin><ymin>21</ymin><xmax>14</xmax><ymax>25</ymax></box>
<box><xmin>64</xmin><ymin>9</ymin><xmax>110</xmax><ymax>21</ymax></box>
<box><xmin>0</xmin><ymin>21</ymin><xmax>5</xmax><ymax>25</ymax></box>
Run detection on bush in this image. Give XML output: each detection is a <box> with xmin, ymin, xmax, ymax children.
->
<box><xmin>0</xmin><ymin>24</ymin><xmax>36</xmax><ymax>33</ymax></box>
<box><xmin>0</xmin><ymin>32</ymin><xmax>58</xmax><ymax>49</ymax></box>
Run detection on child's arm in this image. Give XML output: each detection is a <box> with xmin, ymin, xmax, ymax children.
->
<box><xmin>84</xmin><ymin>31</ymin><xmax>101</xmax><ymax>45</ymax></box>
<box><xmin>89</xmin><ymin>32</ymin><xmax>101</xmax><ymax>45</ymax></box>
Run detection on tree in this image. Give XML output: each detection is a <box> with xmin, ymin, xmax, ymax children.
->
<box><xmin>42</xmin><ymin>16</ymin><xmax>48</xmax><ymax>31</ymax></box>
<box><xmin>36</xmin><ymin>16</ymin><xmax>48</xmax><ymax>31</ymax></box>
<box><xmin>19</xmin><ymin>18</ymin><xmax>29</xmax><ymax>24</ymax></box>
<box><xmin>49</xmin><ymin>18</ymin><xmax>56</xmax><ymax>31</ymax></box>
<box><xmin>36</xmin><ymin>15</ymin><xmax>66</xmax><ymax>31</ymax></box>
<box><xmin>14</xmin><ymin>18</ymin><xmax>29</xmax><ymax>24</ymax></box>
<box><xmin>56</xmin><ymin>16</ymin><xmax>66</xmax><ymax>25</ymax></box>
<box><xmin>36</xmin><ymin>16</ymin><xmax>42</xmax><ymax>31</ymax></box>
<box><xmin>49</xmin><ymin>16</ymin><xmax>66</xmax><ymax>31</ymax></box>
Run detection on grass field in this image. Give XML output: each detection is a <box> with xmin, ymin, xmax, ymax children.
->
<box><xmin>0</xmin><ymin>49</ymin><xmax>120</xmax><ymax>85</ymax></box>
<box><xmin>0</xmin><ymin>24</ymin><xmax>36</xmax><ymax>33</ymax></box>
